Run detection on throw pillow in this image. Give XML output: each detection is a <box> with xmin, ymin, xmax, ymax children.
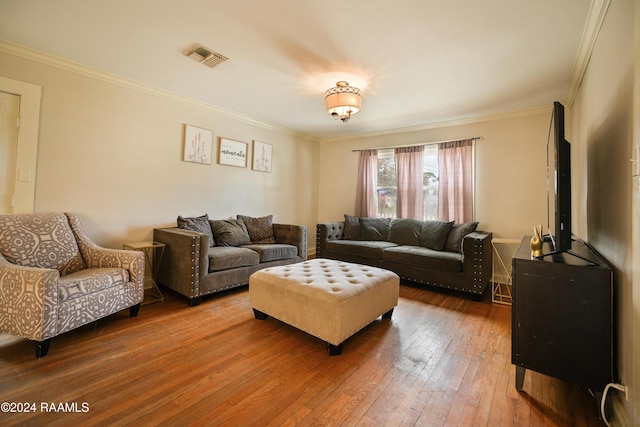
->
<box><xmin>343</xmin><ymin>214</ymin><xmax>361</xmax><ymax>240</ymax></box>
<box><xmin>419</xmin><ymin>220</ymin><xmax>455</xmax><ymax>250</ymax></box>
<box><xmin>445</xmin><ymin>221</ymin><xmax>479</xmax><ymax>253</ymax></box>
<box><xmin>210</xmin><ymin>219</ymin><xmax>251</xmax><ymax>247</ymax></box>
<box><xmin>237</xmin><ymin>214</ymin><xmax>276</xmax><ymax>244</ymax></box>
<box><xmin>177</xmin><ymin>214</ymin><xmax>215</xmax><ymax>247</ymax></box>
<box><xmin>389</xmin><ymin>218</ymin><xmax>422</xmax><ymax>246</ymax></box>
<box><xmin>359</xmin><ymin>217</ymin><xmax>391</xmax><ymax>241</ymax></box>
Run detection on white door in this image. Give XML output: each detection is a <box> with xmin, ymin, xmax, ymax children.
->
<box><xmin>0</xmin><ymin>91</ymin><xmax>20</xmax><ymax>214</ymax></box>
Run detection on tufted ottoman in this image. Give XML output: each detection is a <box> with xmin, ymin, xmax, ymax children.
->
<box><xmin>249</xmin><ymin>258</ymin><xmax>399</xmax><ymax>355</ymax></box>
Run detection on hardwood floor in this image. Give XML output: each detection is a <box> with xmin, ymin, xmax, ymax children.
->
<box><xmin>0</xmin><ymin>283</ymin><xmax>603</xmax><ymax>426</ymax></box>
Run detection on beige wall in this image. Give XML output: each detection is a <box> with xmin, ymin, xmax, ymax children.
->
<box><xmin>570</xmin><ymin>0</ymin><xmax>637</xmax><ymax>423</ymax></box>
<box><xmin>318</xmin><ymin>110</ymin><xmax>552</xmax><ymax>242</ymax></box>
<box><xmin>0</xmin><ymin>50</ymin><xmax>319</xmax><ymax>249</ymax></box>
<box><xmin>635</xmin><ymin>0</ymin><xmax>640</xmax><ymax>424</ymax></box>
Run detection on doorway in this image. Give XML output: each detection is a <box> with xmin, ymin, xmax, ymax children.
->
<box><xmin>0</xmin><ymin>91</ymin><xmax>20</xmax><ymax>214</ymax></box>
<box><xmin>0</xmin><ymin>77</ymin><xmax>42</xmax><ymax>214</ymax></box>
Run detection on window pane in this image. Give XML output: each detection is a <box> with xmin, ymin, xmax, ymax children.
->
<box><xmin>377</xmin><ymin>149</ymin><xmax>396</xmax><ymax>218</ymax></box>
<box><xmin>423</xmin><ymin>145</ymin><xmax>439</xmax><ymax>220</ymax></box>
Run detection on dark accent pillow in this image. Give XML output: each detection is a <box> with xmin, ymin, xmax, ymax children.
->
<box><xmin>419</xmin><ymin>220</ymin><xmax>454</xmax><ymax>250</ymax></box>
<box><xmin>359</xmin><ymin>217</ymin><xmax>391</xmax><ymax>241</ymax></box>
<box><xmin>445</xmin><ymin>221</ymin><xmax>479</xmax><ymax>253</ymax></box>
<box><xmin>343</xmin><ymin>214</ymin><xmax>361</xmax><ymax>240</ymax></box>
<box><xmin>389</xmin><ymin>219</ymin><xmax>422</xmax><ymax>246</ymax></box>
<box><xmin>237</xmin><ymin>214</ymin><xmax>276</xmax><ymax>244</ymax></box>
<box><xmin>209</xmin><ymin>219</ymin><xmax>251</xmax><ymax>247</ymax></box>
<box><xmin>177</xmin><ymin>214</ymin><xmax>215</xmax><ymax>247</ymax></box>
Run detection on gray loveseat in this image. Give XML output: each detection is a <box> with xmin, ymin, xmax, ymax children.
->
<box><xmin>316</xmin><ymin>216</ymin><xmax>492</xmax><ymax>299</ymax></box>
<box><xmin>154</xmin><ymin>214</ymin><xmax>307</xmax><ymax>306</ymax></box>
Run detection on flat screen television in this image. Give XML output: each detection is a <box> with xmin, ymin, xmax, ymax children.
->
<box><xmin>545</xmin><ymin>101</ymin><xmax>572</xmax><ymax>254</ymax></box>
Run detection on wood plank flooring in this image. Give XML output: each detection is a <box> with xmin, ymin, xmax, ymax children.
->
<box><xmin>0</xmin><ymin>283</ymin><xmax>603</xmax><ymax>426</ymax></box>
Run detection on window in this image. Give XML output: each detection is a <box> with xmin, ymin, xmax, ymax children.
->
<box><xmin>376</xmin><ymin>143</ymin><xmax>472</xmax><ymax>221</ymax></box>
<box><xmin>376</xmin><ymin>149</ymin><xmax>397</xmax><ymax>218</ymax></box>
<box><xmin>422</xmin><ymin>145</ymin><xmax>439</xmax><ymax>220</ymax></box>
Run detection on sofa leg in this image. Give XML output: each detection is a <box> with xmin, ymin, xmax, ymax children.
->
<box><xmin>253</xmin><ymin>309</ymin><xmax>268</xmax><ymax>320</ymax></box>
<box><xmin>188</xmin><ymin>297</ymin><xmax>202</xmax><ymax>307</ymax></box>
<box><xmin>129</xmin><ymin>303</ymin><xmax>141</xmax><ymax>317</ymax></box>
<box><xmin>327</xmin><ymin>342</ymin><xmax>343</xmax><ymax>356</ymax></box>
<box><xmin>382</xmin><ymin>308</ymin><xmax>394</xmax><ymax>319</ymax></box>
<box><xmin>35</xmin><ymin>339</ymin><xmax>52</xmax><ymax>358</ymax></box>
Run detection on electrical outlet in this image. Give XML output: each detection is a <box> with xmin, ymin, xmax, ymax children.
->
<box><xmin>17</xmin><ymin>169</ymin><xmax>32</xmax><ymax>182</ymax></box>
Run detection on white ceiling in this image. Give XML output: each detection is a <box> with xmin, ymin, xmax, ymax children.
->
<box><xmin>0</xmin><ymin>0</ymin><xmax>592</xmax><ymax>140</ymax></box>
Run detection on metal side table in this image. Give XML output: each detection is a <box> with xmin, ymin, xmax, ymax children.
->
<box><xmin>123</xmin><ymin>241</ymin><xmax>165</xmax><ymax>304</ymax></box>
<box><xmin>491</xmin><ymin>238</ymin><xmax>520</xmax><ymax>305</ymax></box>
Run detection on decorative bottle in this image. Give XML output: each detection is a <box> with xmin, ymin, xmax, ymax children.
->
<box><xmin>530</xmin><ymin>225</ymin><xmax>543</xmax><ymax>258</ymax></box>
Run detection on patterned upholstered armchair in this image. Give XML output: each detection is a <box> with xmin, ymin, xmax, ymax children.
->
<box><xmin>0</xmin><ymin>213</ymin><xmax>145</xmax><ymax>357</ymax></box>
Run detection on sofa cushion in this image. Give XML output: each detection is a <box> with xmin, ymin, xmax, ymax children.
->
<box><xmin>207</xmin><ymin>246</ymin><xmax>260</xmax><ymax>272</ymax></box>
<box><xmin>382</xmin><ymin>245</ymin><xmax>462</xmax><ymax>272</ymax></box>
<box><xmin>325</xmin><ymin>240</ymin><xmax>397</xmax><ymax>259</ymax></box>
<box><xmin>177</xmin><ymin>214</ymin><xmax>215</xmax><ymax>247</ymax></box>
<box><xmin>419</xmin><ymin>220</ymin><xmax>454</xmax><ymax>250</ymax></box>
<box><xmin>58</xmin><ymin>267</ymin><xmax>129</xmax><ymax>302</ymax></box>
<box><xmin>210</xmin><ymin>219</ymin><xmax>251</xmax><ymax>247</ymax></box>
<box><xmin>359</xmin><ymin>217</ymin><xmax>391</xmax><ymax>241</ymax></box>
<box><xmin>237</xmin><ymin>214</ymin><xmax>276</xmax><ymax>244</ymax></box>
<box><xmin>0</xmin><ymin>212</ymin><xmax>86</xmax><ymax>275</ymax></box>
<box><xmin>343</xmin><ymin>214</ymin><xmax>361</xmax><ymax>240</ymax></box>
<box><xmin>389</xmin><ymin>218</ymin><xmax>423</xmax><ymax>246</ymax></box>
<box><xmin>445</xmin><ymin>222</ymin><xmax>479</xmax><ymax>253</ymax></box>
<box><xmin>242</xmin><ymin>244</ymin><xmax>297</xmax><ymax>262</ymax></box>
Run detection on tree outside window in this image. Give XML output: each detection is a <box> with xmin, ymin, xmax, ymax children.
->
<box><xmin>377</xmin><ymin>151</ymin><xmax>397</xmax><ymax>218</ymax></box>
<box><xmin>376</xmin><ymin>146</ymin><xmax>439</xmax><ymax>220</ymax></box>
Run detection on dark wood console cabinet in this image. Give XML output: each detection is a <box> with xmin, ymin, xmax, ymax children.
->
<box><xmin>511</xmin><ymin>237</ymin><xmax>613</xmax><ymax>394</ymax></box>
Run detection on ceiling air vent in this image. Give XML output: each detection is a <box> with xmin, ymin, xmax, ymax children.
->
<box><xmin>184</xmin><ymin>44</ymin><xmax>228</xmax><ymax>68</ymax></box>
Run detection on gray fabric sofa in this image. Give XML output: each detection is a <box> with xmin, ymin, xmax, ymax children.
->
<box><xmin>316</xmin><ymin>216</ymin><xmax>492</xmax><ymax>299</ymax></box>
<box><xmin>153</xmin><ymin>214</ymin><xmax>307</xmax><ymax>306</ymax></box>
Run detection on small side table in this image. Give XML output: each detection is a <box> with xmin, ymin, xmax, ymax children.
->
<box><xmin>123</xmin><ymin>241</ymin><xmax>165</xmax><ymax>305</ymax></box>
<box><xmin>491</xmin><ymin>238</ymin><xmax>521</xmax><ymax>305</ymax></box>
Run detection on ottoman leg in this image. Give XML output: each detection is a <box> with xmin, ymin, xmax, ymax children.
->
<box><xmin>327</xmin><ymin>342</ymin><xmax>343</xmax><ymax>356</ymax></box>
<box><xmin>253</xmin><ymin>308</ymin><xmax>268</xmax><ymax>320</ymax></box>
<box><xmin>382</xmin><ymin>308</ymin><xmax>394</xmax><ymax>319</ymax></box>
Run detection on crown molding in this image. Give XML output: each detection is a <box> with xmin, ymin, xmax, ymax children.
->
<box><xmin>0</xmin><ymin>39</ymin><xmax>317</xmax><ymax>141</ymax></box>
<box><xmin>0</xmin><ymin>33</ymin><xmax>584</xmax><ymax>144</ymax></box>
<box><xmin>320</xmin><ymin>105</ymin><xmax>552</xmax><ymax>143</ymax></box>
<box><xmin>565</xmin><ymin>0</ymin><xmax>611</xmax><ymax>108</ymax></box>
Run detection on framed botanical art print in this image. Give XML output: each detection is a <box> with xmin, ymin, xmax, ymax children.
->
<box><xmin>183</xmin><ymin>125</ymin><xmax>213</xmax><ymax>164</ymax></box>
<box><xmin>218</xmin><ymin>137</ymin><xmax>248</xmax><ymax>167</ymax></box>
<box><xmin>252</xmin><ymin>140</ymin><xmax>272</xmax><ymax>172</ymax></box>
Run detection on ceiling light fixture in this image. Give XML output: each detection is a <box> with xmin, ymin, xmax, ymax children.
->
<box><xmin>324</xmin><ymin>81</ymin><xmax>361</xmax><ymax>123</ymax></box>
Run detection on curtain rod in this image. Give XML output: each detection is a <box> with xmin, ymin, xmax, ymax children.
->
<box><xmin>351</xmin><ymin>136</ymin><xmax>482</xmax><ymax>152</ymax></box>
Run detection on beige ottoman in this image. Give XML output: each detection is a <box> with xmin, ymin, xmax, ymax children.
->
<box><xmin>249</xmin><ymin>258</ymin><xmax>399</xmax><ymax>355</ymax></box>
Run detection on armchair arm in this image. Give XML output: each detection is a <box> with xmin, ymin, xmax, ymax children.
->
<box><xmin>65</xmin><ymin>214</ymin><xmax>145</xmax><ymax>289</ymax></box>
<box><xmin>153</xmin><ymin>227</ymin><xmax>208</xmax><ymax>298</ymax></box>
<box><xmin>273</xmin><ymin>224</ymin><xmax>308</xmax><ymax>260</ymax></box>
<box><xmin>0</xmin><ymin>254</ymin><xmax>59</xmax><ymax>341</ymax></box>
<box><xmin>461</xmin><ymin>231</ymin><xmax>493</xmax><ymax>293</ymax></box>
<box><xmin>315</xmin><ymin>222</ymin><xmax>344</xmax><ymax>257</ymax></box>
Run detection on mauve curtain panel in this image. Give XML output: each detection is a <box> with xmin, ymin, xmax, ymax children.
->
<box><xmin>355</xmin><ymin>149</ymin><xmax>378</xmax><ymax>217</ymax></box>
<box><xmin>438</xmin><ymin>139</ymin><xmax>473</xmax><ymax>223</ymax></box>
<box><xmin>395</xmin><ymin>146</ymin><xmax>424</xmax><ymax>220</ymax></box>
